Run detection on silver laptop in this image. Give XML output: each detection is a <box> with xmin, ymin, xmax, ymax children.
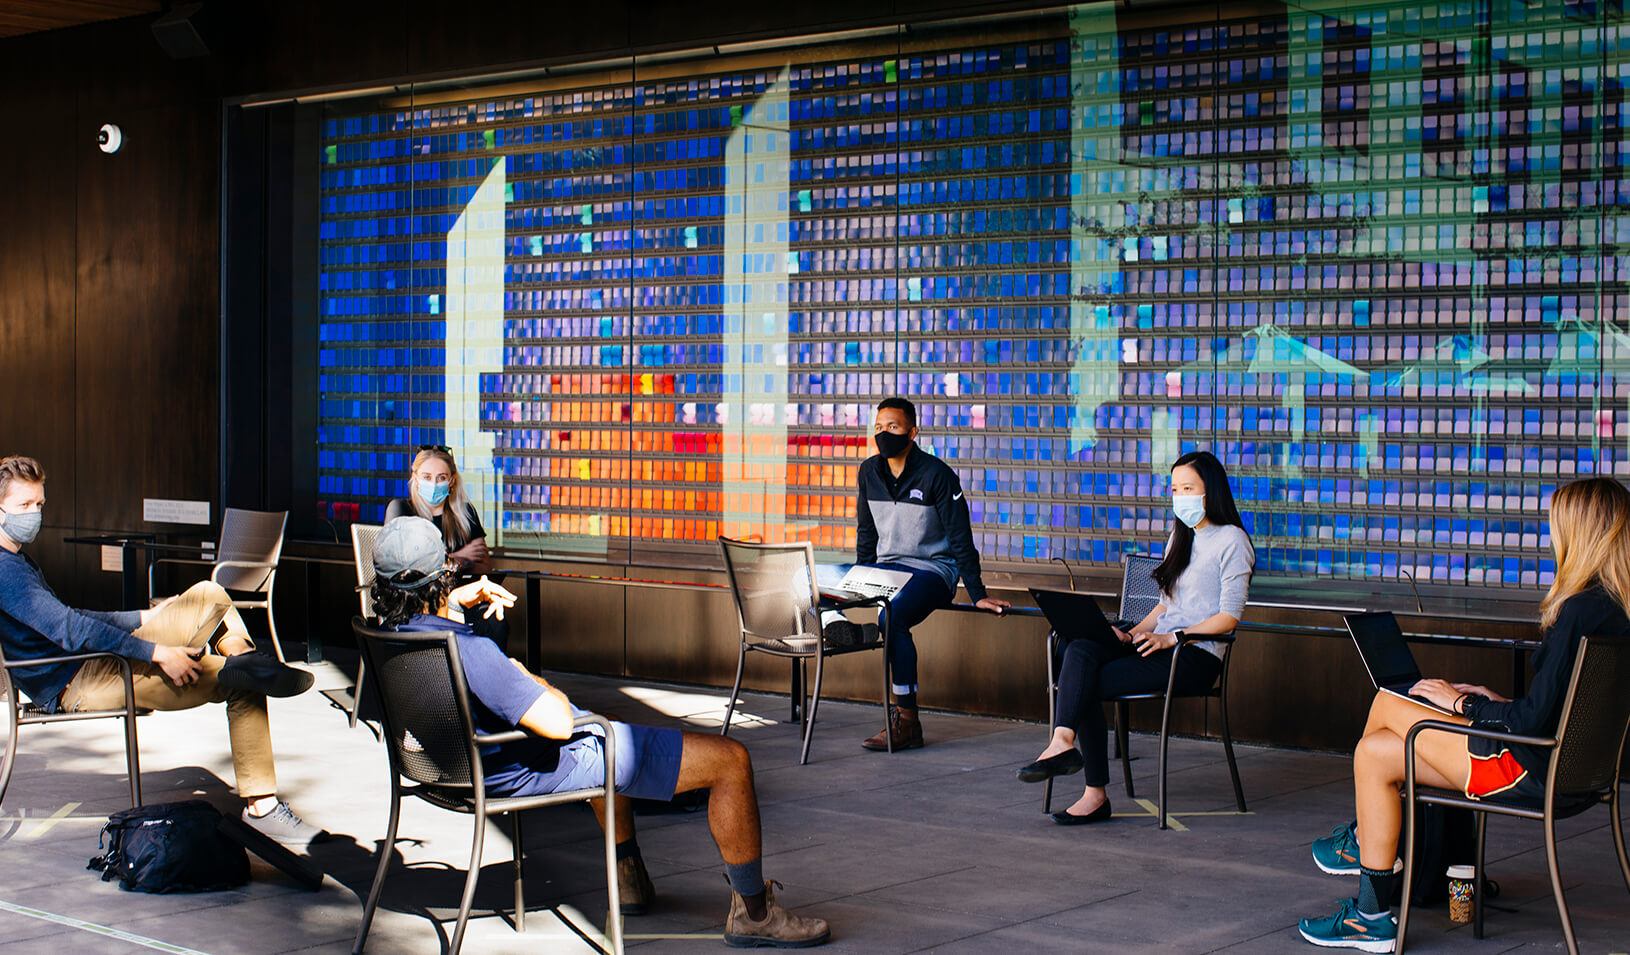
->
<box><xmin>1344</xmin><ymin>611</ymin><xmax>1457</xmax><ymax>717</ymax></box>
<box><xmin>827</xmin><ymin>565</ymin><xmax>914</xmax><ymax>602</ymax></box>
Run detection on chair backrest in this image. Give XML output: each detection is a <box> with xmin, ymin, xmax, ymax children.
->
<box><xmin>351</xmin><ymin>524</ymin><xmax>383</xmax><ymax>618</ymax></box>
<box><xmin>718</xmin><ymin>538</ymin><xmax>818</xmax><ymax>644</ymax></box>
<box><xmin>214</xmin><ymin>508</ymin><xmax>287</xmax><ymax>592</ymax></box>
<box><xmin>352</xmin><ymin>618</ymin><xmax>481</xmax><ymax>791</ymax></box>
<box><xmin>1120</xmin><ymin>554</ymin><xmax>1164</xmax><ymax>625</ymax></box>
<box><xmin>1548</xmin><ymin>634</ymin><xmax>1630</xmax><ymax>796</ymax></box>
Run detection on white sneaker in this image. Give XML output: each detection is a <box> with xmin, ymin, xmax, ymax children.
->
<box><xmin>243</xmin><ymin>802</ymin><xmax>325</xmax><ymax>848</ymax></box>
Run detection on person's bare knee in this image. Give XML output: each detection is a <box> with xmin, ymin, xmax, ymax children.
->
<box><xmin>1354</xmin><ymin>730</ymin><xmax>1403</xmax><ymax>787</ymax></box>
<box><xmin>676</xmin><ymin>732</ymin><xmax>751</xmax><ymax>793</ymax></box>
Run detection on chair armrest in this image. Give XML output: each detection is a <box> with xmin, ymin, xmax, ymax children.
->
<box><xmin>474</xmin><ymin>713</ymin><xmax>612</xmax><ymax>749</ymax></box>
<box><xmin>1178</xmin><ymin>630</ymin><xmax>1236</xmax><ymax>645</ymax></box>
<box><xmin>213</xmin><ymin>560</ymin><xmax>278</xmax><ymax>571</ymax></box>
<box><xmin>3</xmin><ymin>650</ymin><xmax>136</xmax><ymax>671</ymax></box>
<box><xmin>1405</xmin><ymin>719</ymin><xmax>1555</xmax><ymax>752</ymax></box>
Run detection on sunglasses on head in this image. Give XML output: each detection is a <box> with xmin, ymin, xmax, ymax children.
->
<box><xmin>418</xmin><ymin>444</ymin><xmax>452</xmax><ymax>454</ymax></box>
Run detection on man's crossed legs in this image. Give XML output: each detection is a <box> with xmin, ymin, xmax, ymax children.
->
<box><xmin>60</xmin><ymin>580</ymin><xmax>321</xmax><ymax>845</ymax></box>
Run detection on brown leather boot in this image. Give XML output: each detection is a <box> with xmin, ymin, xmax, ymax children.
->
<box><xmin>724</xmin><ymin>880</ymin><xmax>831</xmax><ymax>948</ymax></box>
<box><xmin>617</xmin><ymin>854</ymin><xmax>655</xmax><ymax>915</ymax></box>
<box><xmin>860</xmin><ymin>706</ymin><xmax>923</xmax><ymax>751</ymax></box>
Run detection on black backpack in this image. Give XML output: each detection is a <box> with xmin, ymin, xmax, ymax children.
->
<box><xmin>88</xmin><ymin>800</ymin><xmax>249</xmax><ymax>893</ymax></box>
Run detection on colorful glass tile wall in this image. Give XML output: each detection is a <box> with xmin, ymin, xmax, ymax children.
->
<box><xmin>316</xmin><ymin>1</ymin><xmax>1630</xmax><ymax>588</ymax></box>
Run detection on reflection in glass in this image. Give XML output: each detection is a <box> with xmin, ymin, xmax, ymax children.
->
<box><xmin>310</xmin><ymin>1</ymin><xmax>1620</xmax><ymax>594</ymax></box>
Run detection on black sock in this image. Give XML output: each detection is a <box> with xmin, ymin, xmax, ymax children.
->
<box><xmin>896</xmin><ymin>692</ymin><xmax>917</xmax><ymax>711</ymax></box>
<box><xmin>742</xmin><ymin>889</ymin><xmax>768</xmax><ymax>921</ymax></box>
<box><xmin>615</xmin><ymin>839</ymin><xmax>641</xmax><ymax>863</ymax></box>
<box><xmin>1357</xmin><ymin>867</ymin><xmax>1397</xmax><ymax>916</ymax></box>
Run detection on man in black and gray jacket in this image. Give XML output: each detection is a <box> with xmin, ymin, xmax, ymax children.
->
<box><xmin>842</xmin><ymin>397</ymin><xmax>1009</xmax><ymax>751</ymax></box>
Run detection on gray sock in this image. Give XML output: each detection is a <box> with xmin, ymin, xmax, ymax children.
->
<box><xmin>725</xmin><ymin>858</ymin><xmax>764</xmax><ymax>898</ymax></box>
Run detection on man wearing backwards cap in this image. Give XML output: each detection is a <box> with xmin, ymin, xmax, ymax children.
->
<box><xmin>368</xmin><ymin>516</ymin><xmax>831</xmax><ymax>948</ymax></box>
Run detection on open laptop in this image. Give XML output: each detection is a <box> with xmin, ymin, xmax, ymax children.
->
<box><xmin>825</xmin><ymin>565</ymin><xmax>915</xmax><ymax>602</ymax></box>
<box><xmin>1030</xmin><ymin>588</ymin><xmax>1130</xmax><ymax>650</ymax></box>
<box><xmin>1343</xmin><ymin>611</ymin><xmax>1457</xmax><ymax>716</ymax></box>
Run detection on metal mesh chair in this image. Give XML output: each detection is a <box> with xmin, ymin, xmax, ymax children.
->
<box><xmin>717</xmin><ymin>537</ymin><xmax>891</xmax><ymax>764</ymax></box>
<box><xmin>1043</xmin><ymin>554</ymin><xmax>1246</xmax><ymax>827</ymax></box>
<box><xmin>1</xmin><ymin>641</ymin><xmax>144</xmax><ymax>810</ymax></box>
<box><xmin>344</xmin><ymin>523</ymin><xmax>383</xmax><ymax>728</ymax></box>
<box><xmin>1398</xmin><ymin>634</ymin><xmax>1630</xmax><ymax>955</ymax></box>
<box><xmin>149</xmin><ymin>508</ymin><xmax>289</xmax><ymax>661</ymax></box>
<box><xmin>351</xmin><ymin>618</ymin><xmax>621</xmax><ymax>955</ymax></box>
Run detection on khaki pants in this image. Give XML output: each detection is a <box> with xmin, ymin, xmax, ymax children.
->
<box><xmin>60</xmin><ymin>580</ymin><xmax>276</xmax><ymax>797</ymax></box>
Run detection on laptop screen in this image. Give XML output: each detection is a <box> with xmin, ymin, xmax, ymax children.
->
<box><xmin>1347</xmin><ymin>612</ymin><xmax>1421</xmax><ymax>688</ymax></box>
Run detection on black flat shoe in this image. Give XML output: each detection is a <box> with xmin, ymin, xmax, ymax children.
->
<box><xmin>1016</xmin><ymin>748</ymin><xmax>1084</xmax><ymax>783</ymax></box>
<box><xmin>218</xmin><ymin>653</ymin><xmax>314</xmax><ymax>698</ymax></box>
<box><xmin>1051</xmin><ymin>800</ymin><xmax>1113</xmax><ymax>826</ymax></box>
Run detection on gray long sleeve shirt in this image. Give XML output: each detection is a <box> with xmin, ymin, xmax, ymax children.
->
<box><xmin>1152</xmin><ymin>524</ymin><xmax>1255</xmax><ymax>659</ymax></box>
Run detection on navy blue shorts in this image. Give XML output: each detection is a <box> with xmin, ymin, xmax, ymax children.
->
<box><xmin>496</xmin><ymin>721</ymin><xmax>684</xmax><ymax>802</ymax></box>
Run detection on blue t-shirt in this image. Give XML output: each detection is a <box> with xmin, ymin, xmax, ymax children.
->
<box><xmin>393</xmin><ymin>613</ymin><xmax>561</xmax><ymax>789</ymax></box>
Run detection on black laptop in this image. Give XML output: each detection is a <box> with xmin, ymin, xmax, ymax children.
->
<box><xmin>1030</xmin><ymin>589</ymin><xmax>1131</xmax><ymax>649</ymax></box>
<box><xmin>1343</xmin><ymin>611</ymin><xmax>1456</xmax><ymax>716</ymax></box>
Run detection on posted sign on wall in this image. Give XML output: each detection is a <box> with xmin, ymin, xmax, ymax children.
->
<box><xmin>143</xmin><ymin>498</ymin><xmax>211</xmax><ymax>525</ymax></box>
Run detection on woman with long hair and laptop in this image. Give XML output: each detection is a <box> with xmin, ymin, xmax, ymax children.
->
<box><xmin>1296</xmin><ymin>477</ymin><xmax>1630</xmax><ymax>952</ymax></box>
<box><xmin>1015</xmin><ymin>450</ymin><xmax>1255</xmax><ymax>825</ymax></box>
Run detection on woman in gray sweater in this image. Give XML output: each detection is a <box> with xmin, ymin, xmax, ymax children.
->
<box><xmin>1016</xmin><ymin>450</ymin><xmax>1255</xmax><ymax>825</ymax></box>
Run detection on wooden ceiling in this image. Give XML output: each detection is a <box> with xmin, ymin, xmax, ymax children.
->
<box><xmin>0</xmin><ymin>0</ymin><xmax>163</xmax><ymax>39</ymax></box>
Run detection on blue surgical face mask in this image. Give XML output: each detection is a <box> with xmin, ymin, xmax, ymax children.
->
<box><xmin>418</xmin><ymin>480</ymin><xmax>450</xmax><ymax>507</ymax></box>
<box><xmin>1172</xmin><ymin>494</ymin><xmax>1206</xmax><ymax>529</ymax></box>
<box><xmin>1</xmin><ymin>509</ymin><xmax>42</xmax><ymax>545</ymax></box>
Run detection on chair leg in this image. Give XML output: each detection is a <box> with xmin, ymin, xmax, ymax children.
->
<box><xmin>721</xmin><ymin>645</ymin><xmax>746</xmax><ymax>738</ymax></box>
<box><xmin>123</xmin><ymin>712</ymin><xmax>143</xmax><ymax>808</ymax></box>
<box><xmin>1156</xmin><ymin>695</ymin><xmax>1176</xmax><ymax>831</ymax></box>
<box><xmin>1397</xmin><ymin>793</ymin><xmax>1417</xmax><ymax>955</ymax></box>
<box><xmin>880</xmin><ymin>613</ymin><xmax>893</xmax><ymax>755</ymax></box>
<box><xmin>0</xmin><ymin>698</ymin><xmax>18</xmax><ymax>811</ymax></box>
<box><xmin>801</xmin><ymin>652</ymin><xmax>825</xmax><ymax>766</ymax></box>
<box><xmin>353</xmin><ymin>792</ymin><xmax>403</xmax><ymax>954</ymax></box>
<box><xmin>1217</xmin><ymin>693</ymin><xmax>1244</xmax><ymax>812</ymax></box>
<box><xmin>1117</xmin><ymin>702</ymin><xmax>1134</xmax><ymax>798</ymax></box>
<box><xmin>1611</xmin><ymin>786</ymin><xmax>1630</xmax><ymax>896</ymax></box>
<box><xmin>1474</xmin><ymin>812</ymin><xmax>1487</xmax><ymax>939</ymax></box>
<box><xmin>1544</xmin><ymin>814</ymin><xmax>1579</xmax><ymax>955</ymax></box>
<box><xmin>1043</xmin><ymin>631</ymin><xmax>1057</xmax><ymax>814</ymax></box>
<box><xmin>349</xmin><ymin>658</ymin><xmax>366</xmax><ymax>729</ymax></box>
<box><xmin>511</xmin><ymin>812</ymin><xmax>526</xmax><ymax>933</ymax></box>
<box><xmin>449</xmin><ymin>813</ymin><xmax>487</xmax><ymax>955</ymax></box>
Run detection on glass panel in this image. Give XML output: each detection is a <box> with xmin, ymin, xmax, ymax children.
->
<box><xmin>305</xmin><ymin>0</ymin><xmax>1618</xmax><ymax>599</ymax></box>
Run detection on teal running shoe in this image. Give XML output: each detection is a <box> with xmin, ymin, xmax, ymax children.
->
<box><xmin>1311</xmin><ymin>822</ymin><xmax>1401</xmax><ymax>876</ymax></box>
<box><xmin>1312</xmin><ymin>821</ymin><xmax>1363</xmax><ymax>875</ymax></box>
<box><xmin>1298</xmin><ymin>898</ymin><xmax>1397</xmax><ymax>952</ymax></box>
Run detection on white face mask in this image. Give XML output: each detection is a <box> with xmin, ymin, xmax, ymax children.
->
<box><xmin>1172</xmin><ymin>494</ymin><xmax>1206</xmax><ymax>528</ymax></box>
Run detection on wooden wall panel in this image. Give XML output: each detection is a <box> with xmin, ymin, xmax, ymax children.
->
<box><xmin>0</xmin><ymin>30</ymin><xmax>77</xmax><ymax>528</ymax></box>
<box><xmin>73</xmin><ymin>95</ymin><xmax>219</xmax><ymax>534</ymax></box>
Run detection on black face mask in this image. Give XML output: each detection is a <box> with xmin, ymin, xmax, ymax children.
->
<box><xmin>875</xmin><ymin>431</ymin><xmax>912</xmax><ymax>458</ymax></box>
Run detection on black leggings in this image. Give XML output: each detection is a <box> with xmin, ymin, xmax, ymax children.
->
<box><xmin>1053</xmin><ymin>638</ymin><xmax>1223</xmax><ymax>787</ymax></box>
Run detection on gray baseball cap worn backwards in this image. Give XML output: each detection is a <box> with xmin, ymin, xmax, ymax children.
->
<box><xmin>373</xmin><ymin>516</ymin><xmax>448</xmax><ymax>588</ymax></box>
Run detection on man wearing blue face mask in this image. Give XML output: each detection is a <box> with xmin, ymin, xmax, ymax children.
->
<box><xmin>0</xmin><ymin>455</ymin><xmax>324</xmax><ymax>845</ymax></box>
<box><xmin>827</xmin><ymin>397</ymin><xmax>1010</xmax><ymax>751</ymax></box>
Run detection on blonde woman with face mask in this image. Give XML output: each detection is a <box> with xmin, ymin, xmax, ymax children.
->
<box><xmin>384</xmin><ymin>445</ymin><xmax>492</xmax><ymax>578</ymax></box>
